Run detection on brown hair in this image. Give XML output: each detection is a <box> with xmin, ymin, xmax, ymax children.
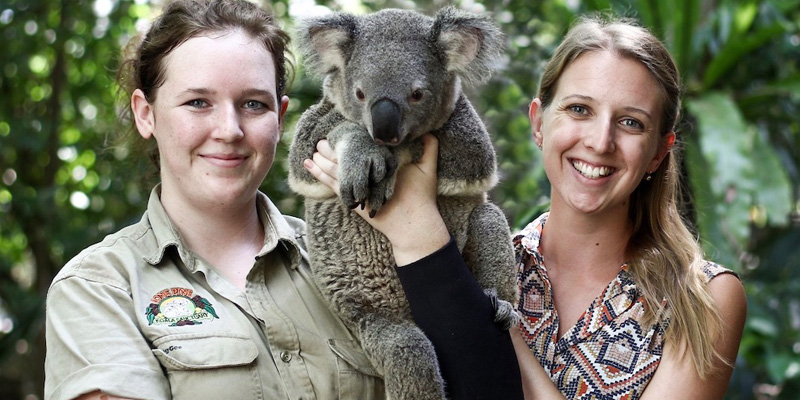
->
<box><xmin>116</xmin><ymin>0</ymin><xmax>292</xmax><ymax>175</ymax></box>
<box><xmin>537</xmin><ymin>15</ymin><xmax>723</xmax><ymax>377</ymax></box>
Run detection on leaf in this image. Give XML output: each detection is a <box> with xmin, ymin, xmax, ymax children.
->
<box><xmin>703</xmin><ymin>23</ymin><xmax>785</xmax><ymax>89</ymax></box>
<box><xmin>750</xmin><ymin>128</ymin><xmax>793</xmax><ymax>225</ymax></box>
<box><xmin>684</xmin><ymin>134</ymin><xmax>741</xmax><ymax>267</ymax></box>
<box><xmin>767</xmin><ymin>352</ymin><xmax>793</xmax><ymax>384</ymax></box>
<box><xmin>764</xmin><ymin>75</ymin><xmax>800</xmax><ymax>100</ymax></box>
<box><xmin>746</xmin><ymin>314</ymin><xmax>779</xmax><ymax>337</ymax></box>
<box><xmin>686</xmin><ymin>93</ymin><xmax>755</xmax><ymax>258</ymax></box>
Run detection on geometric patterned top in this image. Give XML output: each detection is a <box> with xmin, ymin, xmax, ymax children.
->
<box><xmin>514</xmin><ymin>213</ymin><xmax>734</xmax><ymax>400</ymax></box>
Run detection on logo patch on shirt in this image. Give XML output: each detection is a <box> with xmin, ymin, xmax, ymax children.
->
<box><xmin>145</xmin><ymin>287</ymin><xmax>219</xmax><ymax>326</ymax></box>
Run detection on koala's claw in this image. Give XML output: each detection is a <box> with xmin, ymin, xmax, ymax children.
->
<box><xmin>484</xmin><ymin>288</ymin><xmax>519</xmax><ymax>331</ymax></box>
<box><xmin>338</xmin><ymin>145</ymin><xmax>397</xmax><ymax>215</ymax></box>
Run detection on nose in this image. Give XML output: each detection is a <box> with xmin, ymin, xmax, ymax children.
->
<box><xmin>212</xmin><ymin>104</ymin><xmax>244</xmax><ymax>142</ymax></box>
<box><xmin>585</xmin><ymin>118</ymin><xmax>615</xmax><ymax>153</ymax></box>
<box><xmin>371</xmin><ymin>98</ymin><xmax>401</xmax><ymax>145</ymax></box>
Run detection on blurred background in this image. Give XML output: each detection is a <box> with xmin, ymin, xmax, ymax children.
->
<box><xmin>0</xmin><ymin>0</ymin><xmax>798</xmax><ymax>398</ymax></box>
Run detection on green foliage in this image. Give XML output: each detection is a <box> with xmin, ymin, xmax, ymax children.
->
<box><xmin>0</xmin><ymin>0</ymin><xmax>798</xmax><ymax>398</ymax></box>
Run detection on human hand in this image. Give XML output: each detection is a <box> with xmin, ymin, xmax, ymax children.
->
<box><xmin>304</xmin><ymin>134</ymin><xmax>449</xmax><ymax>265</ymax></box>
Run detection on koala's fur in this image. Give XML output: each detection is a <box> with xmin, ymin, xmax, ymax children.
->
<box><xmin>288</xmin><ymin>7</ymin><xmax>517</xmax><ymax>399</ymax></box>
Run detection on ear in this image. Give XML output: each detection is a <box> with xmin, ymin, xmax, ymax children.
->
<box><xmin>529</xmin><ymin>98</ymin><xmax>544</xmax><ymax>148</ymax></box>
<box><xmin>278</xmin><ymin>95</ymin><xmax>289</xmax><ymax>130</ymax></box>
<box><xmin>432</xmin><ymin>7</ymin><xmax>505</xmax><ymax>87</ymax></box>
<box><xmin>297</xmin><ymin>13</ymin><xmax>356</xmax><ymax>79</ymax></box>
<box><xmin>647</xmin><ymin>131</ymin><xmax>676</xmax><ymax>172</ymax></box>
<box><xmin>131</xmin><ymin>89</ymin><xmax>155</xmax><ymax>139</ymax></box>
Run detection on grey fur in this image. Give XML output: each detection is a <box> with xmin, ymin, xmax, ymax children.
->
<box><xmin>288</xmin><ymin>7</ymin><xmax>517</xmax><ymax>399</ymax></box>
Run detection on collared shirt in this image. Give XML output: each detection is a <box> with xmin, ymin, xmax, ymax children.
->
<box><xmin>514</xmin><ymin>213</ymin><xmax>733</xmax><ymax>400</ymax></box>
<box><xmin>45</xmin><ymin>187</ymin><xmax>384</xmax><ymax>400</ymax></box>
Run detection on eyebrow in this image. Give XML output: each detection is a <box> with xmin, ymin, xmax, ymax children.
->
<box><xmin>561</xmin><ymin>94</ymin><xmax>654</xmax><ymax>121</ymax></box>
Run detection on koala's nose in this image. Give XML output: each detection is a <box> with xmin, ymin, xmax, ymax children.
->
<box><xmin>371</xmin><ymin>98</ymin><xmax>401</xmax><ymax>146</ymax></box>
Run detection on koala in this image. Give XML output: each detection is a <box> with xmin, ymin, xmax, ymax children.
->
<box><xmin>288</xmin><ymin>7</ymin><xmax>517</xmax><ymax>400</ymax></box>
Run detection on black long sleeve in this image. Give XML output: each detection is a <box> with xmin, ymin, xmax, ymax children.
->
<box><xmin>395</xmin><ymin>238</ymin><xmax>524</xmax><ymax>399</ymax></box>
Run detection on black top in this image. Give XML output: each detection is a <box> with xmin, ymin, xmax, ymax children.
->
<box><xmin>395</xmin><ymin>238</ymin><xmax>524</xmax><ymax>399</ymax></box>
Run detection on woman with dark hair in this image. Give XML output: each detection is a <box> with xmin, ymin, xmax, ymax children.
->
<box><xmin>44</xmin><ymin>1</ymin><xmax>384</xmax><ymax>399</ymax></box>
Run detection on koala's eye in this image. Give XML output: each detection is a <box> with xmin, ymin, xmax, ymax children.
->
<box><xmin>411</xmin><ymin>89</ymin><xmax>424</xmax><ymax>102</ymax></box>
<box><xmin>355</xmin><ymin>89</ymin><xmax>365</xmax><ymax>101</ymax></box>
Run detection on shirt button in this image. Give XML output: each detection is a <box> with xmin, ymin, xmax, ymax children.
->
<box><xmin>280</xmin><ymin>351</ymin><xmax>292</xmax><ymax>363</ymax></box>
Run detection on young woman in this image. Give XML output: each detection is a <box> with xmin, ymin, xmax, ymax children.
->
<box><xmin>44</xmin><ymin>1</ymin><xmax>385</xmax><ymax>399</ymax></box>
<box><xmin>307</xmin><ymin>15</ymin><xmax>747</xmax><ymax>400</ymax></box>
<box><xmin>513</xmin><ymin>17</ymin><xmax>746</xmax><ymax>399</ymax></box>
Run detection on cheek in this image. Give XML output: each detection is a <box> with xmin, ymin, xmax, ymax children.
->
<box><xmin>155</xmin><ymin>112</ymin><xmax>205</xmax><ymax>146</ymax></box>
<box><xmin>626</xmin><ymin>139</ymin><xmax>659</xmax><ymax>171</ymax></box>
<box><xmin>253</xmin><ymin>119</ymin><xmax>282</xmax><ymax>153</ymax></box>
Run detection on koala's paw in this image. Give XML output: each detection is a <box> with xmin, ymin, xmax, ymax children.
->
<box><xmin>339</xmin><ymin>146</ymin><xmax>398</xmax><ymax>215</ymax></box>
<box><xmin>484</xmin><ymin>288</ymin><xmax>520</xmax><ymax>331</ymax></box>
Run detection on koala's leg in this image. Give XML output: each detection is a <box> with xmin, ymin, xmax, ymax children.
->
<box><xmin>461</xmin><ymin>202</ymin><xmax>519</xmax><ymax>328</ymax></box>
<box><xmin>328</xmin><ymin>122</ymin><xmax>398</xmax><ymax>215</ymax></box>
<box><xmin>358</xmin><ymin>313</ymin><xmax>446</xmax><ymax>400</ymax></box>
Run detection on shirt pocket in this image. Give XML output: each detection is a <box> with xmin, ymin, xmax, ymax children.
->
<box><xmin>327</xmin><ymin>338</ymin><xmax>385</xmax><ymax>399</ymax></box>
<box><xmin>152</xmin><ymin>332</ymin><xmax>260</xmax><ymax>400</ymax></box>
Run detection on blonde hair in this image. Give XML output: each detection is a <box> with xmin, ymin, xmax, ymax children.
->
<box><xmin>537</xmin><ymin>15</ymin><xmax>722</xmax><ymax>376</ymax></box>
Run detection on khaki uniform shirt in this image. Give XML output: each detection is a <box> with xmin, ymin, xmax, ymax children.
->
<box><xmin>45</xmin><ymin>187</ymin><xmax>384</xmax><ymax>400</ymax></box>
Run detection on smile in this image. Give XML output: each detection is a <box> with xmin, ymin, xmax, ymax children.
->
<box><xmin>202</xmin><ymin>154</ymin><xmax>248</xmax><ymax>168</ymax></box>
<box><xmin>572</xmin><ymin>160</ymin><xmax>614</xmax><ymax>179</ymax></box>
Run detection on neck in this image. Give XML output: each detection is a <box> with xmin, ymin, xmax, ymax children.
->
<box><xmin>542</xmin><ymin>202</ymin><xmax>632</xmax><ymax>276</ymax></box>
<box><xmin>160</xmin><ymin>189</ymin><xmax>265</xmax><ymax>262</ymax></box>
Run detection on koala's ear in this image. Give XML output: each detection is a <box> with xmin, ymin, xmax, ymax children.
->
<box><xmin>432</xmin><ymin>7</ymin><xmax>505</xmax><ymax>87</ymax></box>
<box><xmin>296</xmin><ymin>13</ymin><xmax>356</xmax><ymax>79</ymax></box>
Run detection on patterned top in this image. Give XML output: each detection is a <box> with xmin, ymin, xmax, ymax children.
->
<box><xmin>514</xmin><ymin>213</ymin><xmax>734</xmax><ymax>400</ymax></box>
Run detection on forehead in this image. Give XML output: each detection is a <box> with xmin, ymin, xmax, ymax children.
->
<box><xmin>160</xmin><ymin>30</ymin><xmax>277</xmax><ymax>92</ymax></box>
<box><xmin>555</xmin><ymin>51</ymin><xmax>663</xmax><ymax>114</ymax></box>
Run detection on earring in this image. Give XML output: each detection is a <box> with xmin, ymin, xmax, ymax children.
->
<box><xmin>645</xmin><ymin>172</ymin><xmax>653</xmax><ymax>181</ymax></box>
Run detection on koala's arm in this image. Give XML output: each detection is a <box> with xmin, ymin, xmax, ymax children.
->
<box><xmin>327</xmin><ymin>122</ymin><xmax>398</xmax><ymax>214</ymax></box>
<box><xmin>287</xmin><ymin>100</ymin><xmax>346</xmax><ymax>199</ymax></box>
<box><xmin>435</xmin><ymin>95</ymin><xmax>499</xmax><ymax>196</ymax></box>
<box><xmin>288</xmin><ymin>99</ymin><xmax>398</xmax><ymax>210</ymax></box>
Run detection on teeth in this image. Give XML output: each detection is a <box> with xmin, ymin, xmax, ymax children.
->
<box><xmin>572</xmin><ymin>160</ymin><xmax>613</xmax><ymax>178</ymax></box>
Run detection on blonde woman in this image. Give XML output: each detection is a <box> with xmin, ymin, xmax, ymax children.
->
<box><xmin>512</xmin><ymin>16</ymin><xmax>746</xmax><ymax>399</ymax></box>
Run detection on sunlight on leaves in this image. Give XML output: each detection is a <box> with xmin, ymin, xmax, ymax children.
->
<box><xmin>28</xmin><ymin>54</ymin><xmax>50</xmax><ymax>76</ymax></box>
<box><xmin>69</xmin><ymin>191</ymin><xmax>90</xmax><ymax>210</ymax></box>
<box><xmin>0</xmin><ymin>121</ymin><xmax>10</xmax><ymax>136</ymax></box>
<box><xmin>734</xmin><ymin>2</ymin><xmax>758</xmax><ymax>33</ymax></box>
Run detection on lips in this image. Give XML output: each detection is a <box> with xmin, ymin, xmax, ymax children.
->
<box><xmin>201</xmin><ymin>153</ymin><xmax>248</xmax><ymax>167</ymax></box>
<box><xmin>572</xmin><ymin>159</ymin><xmax>614</xmax><ymax>179</ymax></box>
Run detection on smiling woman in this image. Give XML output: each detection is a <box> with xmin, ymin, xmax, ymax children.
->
<box><xmin>510</xmin><ymin>16</ymin><xmax>747</xmax><ymax>400</ymax></box>
<box><xmin>130</xmin><ymin>30</ymin><xmax>284</xmax><ymax>214</ymax></box>
<box><xmin>529</xmin><ymin>51</ymin><xmax>671</xmax><ymax>219</ymax></box>
<box><xmin>43</xmin><ymin>1</ymin><xmax>386</xmax><ymax>399</ymax></box>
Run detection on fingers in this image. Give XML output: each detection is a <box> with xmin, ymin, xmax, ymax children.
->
<box><xmin>303</xmin><ymin>158</ymin><xmax>340</xmax><ymax>195</ymax></box>
<box><xmin>303</xmin><ymin>140</ymin><xmax>340</xmax><ymax>195</ymax></box>
<box><xmin>316</xmin><ymin>139</ymin><xmax>337</xmax><ymax>162</ymax></box>
<box><xmin>417</xmin><ymin>133</ymin><xmax>439</xmax><ymax>172</ymax></box>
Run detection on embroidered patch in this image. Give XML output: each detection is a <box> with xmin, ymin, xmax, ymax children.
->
<box><xmin>145</xmin><ymin>287</ymin><xmax>219</xmax><ymax>326</ymax></box>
